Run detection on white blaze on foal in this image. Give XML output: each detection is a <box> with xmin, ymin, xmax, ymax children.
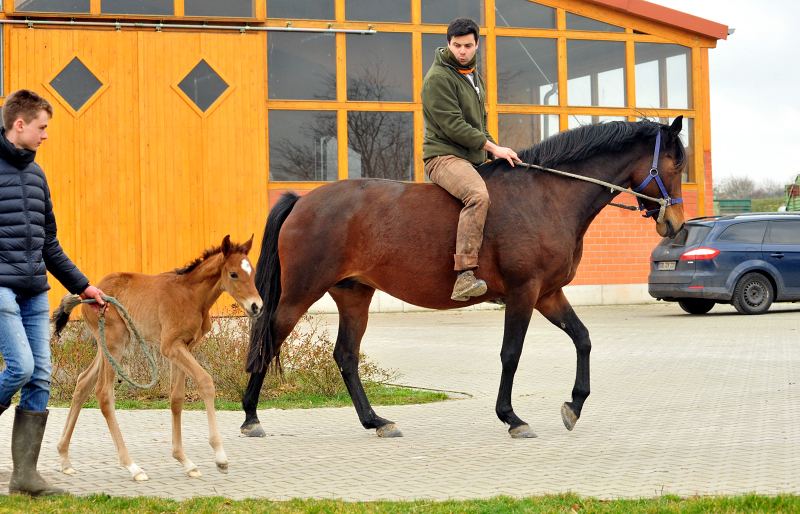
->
<box><xmin>241</xmin><ymin>258</ymin><xmax>252</xmax><ymax>276</ymax></box>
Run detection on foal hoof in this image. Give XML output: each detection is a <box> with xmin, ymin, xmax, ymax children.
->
<box><xmin>561</xmin><ymin>403</ymin><xmax>578</xmax><ymax>431</ymax></box>
<box><xmin>188</xmin><ymin>468</ymin><xmax>202</xmax><ymax>478</ymax></box>
<box><xmin>61</xmin><ymin>467</ymin><xmax>76</xmax><ymax>475</ymax></box>
<box><xmin>509</xmin><ymin>424</ymin><xmax>538</xmax><ymax>438</ymax></box>
<box><xmin>376</xmin><ymin>423</ymin><xmax>403</xmax><ymax>438</ymax></box>
<box><xmin>217</xmin><ymin>463</ymin><xmax>229</xmax><ymax>474</ymax></box>
<box><xmin>241</xmin><ymin>422</ymin><xmax>266</xmax><ymax>438</ymax></box>
<box><xmin>133</xmin><ymin>472</ymin><xmax>149</xmax><ymax>482</ymax></box>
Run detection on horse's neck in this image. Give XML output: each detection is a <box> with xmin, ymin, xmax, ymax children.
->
<box><xmin>178</xmin><ymin>254</ymin><xmax>225</xmax><ymax>312</ymax></box>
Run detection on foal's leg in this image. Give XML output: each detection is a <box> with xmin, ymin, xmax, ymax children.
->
<box><xmin>536</xmin><ymin>289</ymin><xmax>591</xmax><ymax>431</ymax></box>
<box><xmin>496</xmin><ymin>285</ymin><xmax>538</xmax><ymax>438</ymax></box>
<box><xmin>168</xmin><ymin>362</ymin><xmax>201</xmax><ymax>477</ymax></box>
<box><xmin>164</xmin><ymin>342</ymin><xmax>228</xmax><ymax>474</ymax></box>
<box><xmin>330</xmin><ymin>285</ymin><xmax>400</xmax><ymax>437</ymax></box>
<box><xmin>58</xmin><ymin>349</ymin><xmax>103</xmax><ymax>474</ymax></box>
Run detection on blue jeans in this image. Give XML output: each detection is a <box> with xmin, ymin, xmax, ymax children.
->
<box><xmin>0</xmin><ymin>287</ymin><xmax>52</xmax><ymax>411</ymax></box>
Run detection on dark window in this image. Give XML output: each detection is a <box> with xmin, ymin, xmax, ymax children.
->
<box><xmin>660</xmin><ymin>226</ymin><xmax>711</xmax><ymax>247</ymax></box>
<box><xmin>267</xmin><ymin>0</ymin><xmax>334</xmax><ymax>20</ymax></box>
<box><xmin>496</xmin><ymin>36</ymin><xmax>557</xmax><ymax>105</ymax></box>
<box><xmin>185</xmin><ymin>0</ymin><xmax>254</xmax><ymax>17</ymax></box>
<box><xmin>494</xmin><ymin>0</ymin><xmax>555</xmax><ymax>29</ymax></box>
<box><xmin>717</xmin><ymin>221</ymin><xmax>767</xmax><ymax>244</ymax></box>
<box><xmin>348</xmin><ymin>111</ymin><xmax>413</xmax><ymax>181</ymax></box>
<box><xmin>269</xmin><ymin>110</ymin><xmax>338</xmax><ymax>182</ymax></box>
<box><xmin>101</xmin><ymin>0</ymin><xmax>173</xmax><ymax>15</ymax></box>
<box><xmin>346</xmin><ymin>0</ymin><xmax>410</xmax><ymax>23</ymax></box>
<box><xmin>177</xmin><ymin>60</ymin><xmax>230</xmax><ymax>113</ymax></box>
<box><xmin>268</xmin><ymin>32</ymin><xmax>336</xmax><ymax>101</ymax></box>
<box><xmin>347</xmin><ymin>33</ymin><xmax>412</xmax><ymax>102</ymax></box>
<box><xmin>565</xmin><ymin>13</ymin><xmax>624</xmax><ymax>32</ymax></box>
<box><xmin>767</xmin><ymin>221</ymin><xmax>800</xmax><ymax>245</ymax></box>
<box><xmin>49</xmin><ymin>57</ymin><xmax>104</xmax><ymax>112</ymax></box>
<box><xmin>16</xmin><ymin>0</ymin><xmax>89</xmax><ymax>12</ymax></box>
<box><xmin>422</xmin><ymin>0</ymin><xmax>484</xmax><ymax>25</ymax></box>
<box><xmin>421</xmin><ymin>34</ymin><xmax>486</xmax><ymax>84</ymax></box>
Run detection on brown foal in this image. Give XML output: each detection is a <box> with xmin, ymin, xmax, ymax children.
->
<box><xmin>52</xmin><ymin>235</ymin><xmax>262</xmax><ymax>481</ymax></box>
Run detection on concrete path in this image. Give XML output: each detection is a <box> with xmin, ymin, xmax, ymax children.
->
<box><xmin>1</xmin><ymin>302</ymin><xmax>799</xmax><ymax>500</ymax></box>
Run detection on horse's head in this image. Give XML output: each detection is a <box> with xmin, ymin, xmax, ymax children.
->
<box><xmin>219</xmin><ymin>234</ymin><xmax>263</xmax><ymax>318</ymax></box>
<box><xmin>632</xmin><ymin>116</ymin><xmax>686</xmax><ymax>239</ymax></box>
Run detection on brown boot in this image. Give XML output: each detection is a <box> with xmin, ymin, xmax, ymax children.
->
<box><xmin>9</xmin><ymin>408</ymin><xmax>68</xmax><ymax>496</ymax></box>
<box><xmin>451</xmin><ymin>270</ymin><xmax>487</xmax><ymax>301</ymax></box>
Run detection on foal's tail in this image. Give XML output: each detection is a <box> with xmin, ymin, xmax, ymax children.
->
<box><xmin>245</xmin><ymin>191</ymin><xmax>301</xmax><ymax>374</ymax></box>
<box><xmin>51</xmin><ymin>293</ymin><xmax>84</xmax><ymax>339</ymax></box>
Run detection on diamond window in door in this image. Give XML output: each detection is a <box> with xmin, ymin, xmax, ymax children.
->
<box><xmin>43</xmin><ymin>55</ymin><xmax>108</xmax><ymax>117</ymax></box>
<box><xmin>173</xmin><ymin>57</ymin><xmax>234</xmax><ymax>117</ymax></box>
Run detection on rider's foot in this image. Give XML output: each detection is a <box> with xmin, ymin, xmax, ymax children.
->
<box><xmin>451</xmin><ymin>270</ymin><xmax>487</xmax><ymax>301</ymax></box>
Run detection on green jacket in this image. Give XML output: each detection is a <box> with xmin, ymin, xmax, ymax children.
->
<box><xmin>421</xmin><ymin>47</ymin><xmax>496</xmax><ymax>166</ymax></box>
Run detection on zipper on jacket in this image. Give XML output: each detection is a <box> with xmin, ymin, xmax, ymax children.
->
<box><xmin>20</xmin><ymin>169</ymin><xmax>35</xmax><ymax>288</ymax></box>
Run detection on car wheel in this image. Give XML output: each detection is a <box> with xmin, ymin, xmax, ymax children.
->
<box><xmin>678</xmin><ymin>299</ymin><xmax>715</xmax><ymax>314</ymax></box>
<box><xmin>732</xmin><ymin>272</ymin><xmax>773</xmax><ymax>315</ymax></box>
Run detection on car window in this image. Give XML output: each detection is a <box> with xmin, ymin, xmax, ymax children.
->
<box><xmin>717</xmin><ymin>221</ymin><xmax>767</xmax><ymax>244</ymax></box>
<box><xmin>767</xmin><ymin>220</ymin><xmax>800</xmax><ymax>245</ymax></box>
<box><xmin>659</xmin><ymin>225</ymin><xmax>711</xmax><ymax>247</ymax></box>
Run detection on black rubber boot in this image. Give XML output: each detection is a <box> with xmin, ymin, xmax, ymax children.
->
<box><xmin>9</xmin><ymin>407</ymin><xmax>67</xmax><ymax>496</ymax></box>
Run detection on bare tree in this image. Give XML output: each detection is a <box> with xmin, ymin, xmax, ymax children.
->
<box><xmin>714</xmin><ymin>175</ymin><xmax>790</xmax><ymax>200</ymax></box>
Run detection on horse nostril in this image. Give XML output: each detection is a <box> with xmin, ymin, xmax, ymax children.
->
<box><xmin>251</xmin><ymin>302</ymin><xmax>259</xmax><ymax>314</ymax></box>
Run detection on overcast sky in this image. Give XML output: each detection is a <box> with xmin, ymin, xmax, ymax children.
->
<box><xmin>646</xmin><ymin>0</ymin><xmax>800</xmax><ymax>187</ymax></box>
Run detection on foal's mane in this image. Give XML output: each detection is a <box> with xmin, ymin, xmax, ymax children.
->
<box><xmin>478</xmin><ymin>119</ymin><xmax>684</xmax><ymax>179</ymax></box>
<box><xmin>174</xmin><ymin>241</ymin><xmax>250</xmax><ymax>275</ymax></box>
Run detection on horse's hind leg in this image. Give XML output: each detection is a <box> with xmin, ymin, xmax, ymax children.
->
<box><xmin>168</xmin><ymin>362</ymin><xmax>201</xmax><ymax>477</ymax></box>
<box><xmin>536</xmin><ymin>289</ymin><xmax>591</xmax><ymax>431</ymax></box>
<box><xmin>58</xmin><ymin>349</ymin><xmax>103</xmax><ymax>474</ymax></box>
<box><xmin>330</xmin><ymin>284</ymin><xmax>401</xmax><ymax>437</ymax></box>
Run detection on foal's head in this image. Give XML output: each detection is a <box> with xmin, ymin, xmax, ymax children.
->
<box><xmin>218</xmin><ymin>235</ymin><xmax>263</xmax><ymax>318</ymax></box>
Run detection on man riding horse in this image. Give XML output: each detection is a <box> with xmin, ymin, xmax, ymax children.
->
<box><xmin>422</xmin><ymin>17</ymin><xmax>520</xmax><ymax>301</ymax></box>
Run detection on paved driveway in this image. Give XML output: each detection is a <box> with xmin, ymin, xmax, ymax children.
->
<box><xmin>1</xmin><ymin>302</ymin><xmax>798</xmax><ymax>500</ymax></box>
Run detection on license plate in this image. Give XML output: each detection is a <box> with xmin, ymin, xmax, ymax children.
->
<box><xmin>658</xmin><ymin>261</ymin><xmax>676</xmax><ymax>271</ymax></box>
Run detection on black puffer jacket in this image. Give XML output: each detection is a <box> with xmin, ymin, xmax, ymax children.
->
<box><xmin>0</xmin><ymin>129</ymin><xmax>88</xmax><ymax>295</ymax></box>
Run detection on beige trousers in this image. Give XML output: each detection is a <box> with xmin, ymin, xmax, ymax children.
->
<box><xmin>424</xmin><ymin>155</ymin><xmax>490</xmax><ymax>271</ymax></box>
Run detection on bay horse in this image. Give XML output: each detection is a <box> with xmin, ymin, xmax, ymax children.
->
<box><xmin>242</xmin><ymin>117</ymin><xmax>686</xmax><ymax>439</ymax></box>
<box><xmin>51</xmin><ymin>235</ymin><xmax>262</xmax><ymax>481</ymax></box>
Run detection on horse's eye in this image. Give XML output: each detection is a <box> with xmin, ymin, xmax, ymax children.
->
<box><xmin>229</xmin><ymin>272</ymin><xmax>238</xmax><ymax>279</ymax></box>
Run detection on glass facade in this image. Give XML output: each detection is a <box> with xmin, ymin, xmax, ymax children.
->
<box><xmin>635</xmin><ymin>43</ymin><xmax>692</xmax><ymax>110</ymax></box>
<box><xmin>494</xmin><ymin>0</ymin><xmax>555</xmax><ymax>29</ymax></box>
<box><xmin>269</xmin><ymin>110</ymin><xmax>338</xmax><ymax>182</ymax></box>
<box><xmin>421</xmin><ymin>0</ymin><xmax>484</xmax><ymax>25</ymax></box>
<box><xmin>347</xmin><ymin>33</ymin><xmax>413</xmax><ymax>102</ymax></box>
<box><xmin>567</xmin><ymin>40</ymin><xmax>626</xmax><ymax>107</ymax></box>
<box><xmin>101</xmin><ymin>0</ymin><xmax>173</xmax><ymax>15</ymax></box>
<box><xmin>16</xmin><ymin>0</ymin><xmax>89</xmax><ymax>12</ymax></box>
<box><xmin>267</xmin><ymin>0</ymin><xmax>334</xmax><ymax>19</ymax></box>
<box><xmin>348</xmin><ymin>111</ymin><xmax>414</xmax><ymax>181</ymax></box>
<box><xmin>496</xmin><ymin>37</ymin><xmax>557</xmax><ymax>105</ymax></box>
<box><xmin>499</xmin><ymin>114</ymin><xmax>559</xmax><ymax>150</ymax></box>
<box><xmin>184</xmin><ymin>0</ymin><xmax>254</xmax><ymax>17</ymax></box>
<box><xmin>346</xmin><ymin>0</ymin><xmax>410</xmax><ymax>23</ymax></box>
<box><xmin>268</xmin><ymin>32</ymin><xmax>337</xmax><ymax>101</ymax></box>
<box><xmin>566</xmin><ymin>12</ymin><xmax>624</xmax><ymax>32</ymax></box>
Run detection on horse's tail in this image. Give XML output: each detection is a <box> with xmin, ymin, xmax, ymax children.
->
<box><xmin>245</xmin><ymin>191</ymin><xmax>301</xmax><ymax>374</ymax></box>
<box><xmin>51</xmin><ymin>293</ymin><xmax>84</xmax><ymax>339</ymax></box>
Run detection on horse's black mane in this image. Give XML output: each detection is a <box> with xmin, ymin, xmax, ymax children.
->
<box><xmin>478</xmin><ymin>119</ymin><xmax>684</xmax><ymax>179</ymax></box>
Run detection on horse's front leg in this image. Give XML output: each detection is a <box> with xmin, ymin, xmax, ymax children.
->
<box><xmin>496</xmin><ymin>285</ymin><xmax>538</xmax><ymax>438</ymax></box>
<box><xmin>536</xmin><ymin>288</ymin><xmax>591</xmax><ymax>431</ymax></box>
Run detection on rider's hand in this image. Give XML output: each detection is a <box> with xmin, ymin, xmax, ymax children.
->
<box><xmin>484</xmin><ymin>141</ymin><xmax>519</xmax><ymax>167</ymax></box>
<box><xmin>80</xmin><ymin>285</ymin><xmax>106</xmax><ymax>313</ymax></box>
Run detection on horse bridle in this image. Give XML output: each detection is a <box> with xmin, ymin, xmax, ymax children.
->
<box><xmin>631</xmin><ymin>131</ymin><xmax>684</xmax><ymax>220</ymax></box>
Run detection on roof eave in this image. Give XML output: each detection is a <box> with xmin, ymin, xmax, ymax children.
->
<box><xmin>587</xmin><ymin>0</ymin><xmax>729</xmax><ymax>40</ymax></box>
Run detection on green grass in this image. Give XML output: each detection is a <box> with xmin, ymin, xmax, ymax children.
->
<box><xmin>48</xmin><ymin>384</ymin><xmax>447</xmax><ymax>411</ymax></box>
<box><xmin>0</xmin><ymin>493</ymin><xmax>798</xmax><ymax>513</ymax></box>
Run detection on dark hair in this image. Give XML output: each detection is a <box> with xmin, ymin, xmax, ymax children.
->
<box><xmin>447</xmin><ymin>18</ymin><xmax>479</xmax><ymax>43</ymax></box>
<box><xmin>2</xmin><ymin>89</ymin><xmax>53</xmax><ymax>131</ymax></box>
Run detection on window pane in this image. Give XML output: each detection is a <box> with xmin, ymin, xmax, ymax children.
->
<box><xmin>269</xmin><ymin>32</ymin><xmax>336</xmax><ymax>101</ymax></box>
<box><xmin>346</xmin><ymin>0</ymin><xmax>410</xmax><ymax>23</ymax></box>
<box><xmin>717</xmin><ymin>222</ymin><xmax>767</xmax><ymax>244</ymax></box>
<box><xmin>267</xmin><ymin>0</ymin><xmax>334</xmax><ymax>20</ymax></box>
<box><xmin>422</xmin><ymin>0</ymin><xmax>484</xmax><ymax>25</ymax></box>
<box><xmin>567</xmin><ymin>115</ymin><xmax>626</xmax><ymax>129</ymax></box>
<box><xmin>348</xmin><ymin>111</ymin><xmax>413</xmax><ymax>180</ymax></box>
<box><xmin>565</xmin><ymin>13</ymin><xmax>624</xmax><ymax>32</ymax></box>
<box><xmin>102</xmin><ymin>0</ymin><xmax>172</xmax><ymax>14</ymax></box>
<box><xmin>269</xmin><ymin>110</ymin><xmax>338</xmax><ymax>182</ymax></box>
<box><xmin>185</xmin><ymin>0</ymin><xmax>253</xmax><ymax>17</ymax></box>
<box><xmin>494</xmin><ymin>0</ymin><xmax>555</xmax><ymax>29</ymax></box>
<box><xmin>499</xmin><ymin>114</ymin><xmax>559</xmax><ymax>150</ymax></box>
<box><xmin>16</xmin><ymin>0</ymin><xmax>89</xmax><ymax>12</ymax></box>
<box><xmin>421</xmin><ymin>34</ymin><xmax>486</xmax><ymax>84</ymax></box>
<box><xmin>347</xmin><ymin>33</ymin><xmax>412</xmax><ymax>102</ymax></box>
<box><xmin>635</xmin><ymin>43</ymin><xmax>692</xmax><ymax>110</ymax></box>
<box><xmin>567</xmin><ymin>40</ymin><xmax>626</xmax><ymax>107</ymax></box>
<box><xmin>496</xmin><ymin>37</ymin><xmax>557</xmax><ymax>105</ymax></box>
<box><xmin>49</xmin><ymin>57</ymin><xmax>104</xmax><ymax>111</ymax></box>
<box><xmin>768</xmin><ymin>221</ymin><xmax>800</xmax><ymax>245</ymax></box>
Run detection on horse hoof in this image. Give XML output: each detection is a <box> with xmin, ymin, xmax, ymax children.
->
<box><xmin>188</xmin><ymin>469</ymin><xmax>202</xmax><ymax>478</ymax></box>
<box><xmin>376</xmin><ymin>423</ymin><xmax>403</xmax><ymax>438</ymax></box>
<box><xmin>509</xmin><ymin>424</ymin><xmax>538</xmax><ymax>438</ymax></box>
<box><xmin>133</xmin><ymin>472</ymin><xmax>149</xmax><ymax>482</ymax></box>
<box><xmin>561</xmin><ymin>403</ymin><xmax>578</xmax><ymax>431</ymax></box>
<box><xmin>217</xmin><ymin>463</ymin><xmax>229</xmax><ymax>474</ymax></box>
<box><xmin>61</xmin><ymin>467</ymin><xmax>76</xmax><ymax>475</ymax></box>
<box><xmin>241</xmin><ymin>422</ymin><xmax>266</xmax><ymax>438</ymax></box>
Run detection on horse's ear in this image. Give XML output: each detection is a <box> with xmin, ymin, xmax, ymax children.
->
<box><xmin>241</xmin><ymin>234</ymin><xmax>254</xmax><ymax>254</ymax></box>
<box><xmin>668</xmin><ymin>116</ymin><xmax>683</xmax><ymax>142</ymax></box>
<box><xmin>221</xmin><ymin>235</ymin><xmax>232</xmax><ymax>255</ymax></box>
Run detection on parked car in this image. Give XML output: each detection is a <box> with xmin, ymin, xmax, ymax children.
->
<box><xmin>648</xmin><ymin>212</ymin><xmax>800</xmax><ymax>314</ymax></box>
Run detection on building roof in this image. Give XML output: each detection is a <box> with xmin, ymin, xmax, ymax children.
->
<box><xmin>588</xmin><ymin>0</ymin><xmax>729</xmax><ymax>40</ymax></box>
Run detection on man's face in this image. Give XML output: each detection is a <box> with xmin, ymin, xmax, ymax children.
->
<box><xmin>13</xmin><ymin>110</ymin><xmax>49</xmax><ymax>151</ymax></box>
<box><xmin>447</xmin><ymin>34</ymin><xmax>478</xmax><ymax>66</ymax></box>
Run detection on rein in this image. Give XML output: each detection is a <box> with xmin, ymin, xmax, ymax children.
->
<box><xmin>512</xmin><ymin>131</ymin><xmax>683</xmax><ymax>224</ymax></box>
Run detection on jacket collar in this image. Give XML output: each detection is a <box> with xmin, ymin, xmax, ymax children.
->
<box><xmin>0</xmin><ymin>128</ymin><xmax>36</xmax><ymax>169</ymax></box>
